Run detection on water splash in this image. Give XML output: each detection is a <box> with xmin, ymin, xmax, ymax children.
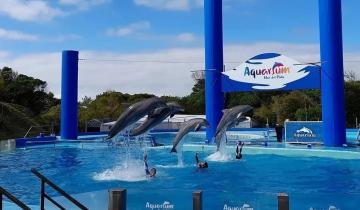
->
<box><xmin>176</xmin><ymin>144</ymin><xmax>184</xmax><ymax>167</ymax></box>
<box><xmin>95</xmin><ymin>125</ymin><xmax>153</xmax><ymax>182</ymax></box>
<box><xmin>93</xmin><ymin>159</ymin><xmax>147</xmax><ymax>182</ymax></box>
<box><xmin>207</xmin><ymin>133</ymin><xmax>231</xmax><ymax>162</ymax></box>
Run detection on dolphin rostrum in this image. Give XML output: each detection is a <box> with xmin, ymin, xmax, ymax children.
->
<box><xmin>214</xmin><ymin>105</ymin><xmax>253</xmax><ymax>149</ymax></box>
<box><xmin>129</xmin><ymin>102</ymin><xmax>184</xmax><ymax>136</ymax></box>
<box><xmin>170</xmin><ymin>118</ymin><xmax>209</xmax><ymax>153</ymax></box>
<box><xmin>107</xmin><ymin>97</ymin><xmax>167</xmax><ymax>139</ymax></box>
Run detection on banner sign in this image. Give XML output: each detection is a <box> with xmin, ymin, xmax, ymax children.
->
<box><xmin>285</xmin><ymin>121</ymin><xmax>323</xmax><ymax>143</ymax></box>
<box><xmin>222</xmin><ymin>53</ymin><xmax>321</xmax><ymax>92</ymax></box>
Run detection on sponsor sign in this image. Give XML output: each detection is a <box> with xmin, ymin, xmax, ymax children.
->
<box><xmin>145</xmin><ymin>201</ymin><xmax>175</xmax><ymax>210</ymax></box>
<box><xmin>285</xmin><ymin>121</ymin><xmax>323</xmax><ymax>143</ymax></box>
<box><xmin>222</xmin><ymin>53</ymin><xmax>321</xmax><ymax>92</ymax></box>
<box><xmin>223</xmin><ymin>203</ymin><xmax>254</xmax><ymax>210</ymax></box>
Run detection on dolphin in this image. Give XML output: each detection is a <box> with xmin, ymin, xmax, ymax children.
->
<box><xmin>129</xmin><ymin>102</ymin><xmax>184</xmax><ymax>136</ymax></box>
<box><xmin>214</xmin><ymin>105</ymin><xmax>253</xmax><ymax>149</ymax></box>
<box><xmin>107</xmin><ymin>97</ymin><xmax>167</xmax><ymax>139</ymax></box>
<box><xmin>170</xmin><ymin>118</ymin><xmax>209</xmax><ymax>153</ymax></box>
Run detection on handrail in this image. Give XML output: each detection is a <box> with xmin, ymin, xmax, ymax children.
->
<box><xmin>0</xmin><ymin>186</ymin><xmax>31</xmax><ymax>210</ymax></box>
<box><xmin>31</xmin><ymin>168</ymin><xmax>88</xmax><ymax>210</ymax></box>
<box><xmin>24</xmin><ymin>124</ymin><xmax>54</xmax><ymax>138</ymax></box>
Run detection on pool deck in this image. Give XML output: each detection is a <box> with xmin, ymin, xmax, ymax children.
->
<box><xmin>149</xmin><ymin>144</ymin><xmax>360</xmax><ymax>160</ymax></box>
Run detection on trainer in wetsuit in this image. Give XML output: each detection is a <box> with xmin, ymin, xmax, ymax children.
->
<box><xmin>144</xmin><ymin>154</ymin><xmax>157</xmax><ymax>177</ymax></box>
<box><xmin>195</xmin><ymin>152</ymin><xmax>208</xmax><ymax>168</ymax></box>
<box><xmin>236</xmin><ymin>141</ymin><xmax>245</xmax><ymax>160</ymax></box>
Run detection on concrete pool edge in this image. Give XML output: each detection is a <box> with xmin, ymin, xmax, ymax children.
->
<box><xmin>149</xmin><ymin>144</ymin><xmax>360</xmax><ymax>160</ymax></box>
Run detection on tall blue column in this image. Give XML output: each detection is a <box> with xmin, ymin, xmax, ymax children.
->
<box><xmin>204</xmin><ymin>0</ymin><xmax>224</xmax><ymax>143</ymax></box>
<box><xmin>319</xmin><ymin>0</ymin><xmax>346</xmax><ymax>146</ymax></box>
<box><xmin>61</xmin><ymin>50</ymin><xmax>79</xmax><ymax>140</ymax></box>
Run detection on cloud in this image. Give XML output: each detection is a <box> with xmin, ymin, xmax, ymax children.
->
<box><xmin>0</xmin><ymin>51</ymin><xmax>10</xmax><ymax>59</ymax></box>
<box><xmin>133</xmin><ymin>0</ymin><xmax>247</xmax><ymax>11</ymax></box>
<box><xmin>58</xmin><ymin>0</ymin><xmax>110</xmax><ymax>10</ymax></box>
<box><xmin>107</xmin><ymin>21</ymin><xmax>151</xmax><ymax>37</ymax></box>
<box><xmin>176</xmin><ymin>33</ymin><xmax>196</xmax><ymax>42</ymax></box>
<box><xmin>0</xmin><ymin>0</ymin><xmax>64</xmax><ymax>22</ymax></box>
<box><xmin>106</xmin><ymin>21</ymin><xmax>197</xmax><ymax>43</ymax></box>
<box><xmin>48</xmin><ymin>34</ymin><xmax>82</xmax><ymax>42</ymax></box>
<box><xmin>0</xmin><ymin>27</ymin><xmax>39</xmax><ymax>41</ymax></box>
<box><xmin>133</xmin><ymin>0</ymin><xmax>201</xmax><ymax>11</ymax></box>
<box><xmin>1</xmin><ymin>42</ymin><xmax>359</xmax><ymax>100</ymax></box>
<box><xmin>137</xmin><ymin>32</ymin><xmax>198</xmax><ymax>43</ymax></box>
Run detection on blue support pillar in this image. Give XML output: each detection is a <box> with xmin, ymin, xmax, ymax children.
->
<box><xmin>60</xmin><ymin>50</ymin><xmax>79</xmax><ymax>140</ymax></box>
<box><xmin>204</xmin><ymin>0</ymin><xmax>224</xmax><ymax>143</ymax></box>
<box><xmin>319</xmin><ymin>0</ymin><xmax>346</xmax><ymax>146</ymax></box>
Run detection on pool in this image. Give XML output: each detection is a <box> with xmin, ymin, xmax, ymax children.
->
<box><xmin>1</xmin><ymin>132</ymin><xmax>360</xmax><ymax>210</ymax></box>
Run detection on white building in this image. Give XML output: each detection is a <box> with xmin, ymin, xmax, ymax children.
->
<box><xmin>100</xmin><ymin>114</ymin><xmax>253</xmax><ymax>132</ymax></box>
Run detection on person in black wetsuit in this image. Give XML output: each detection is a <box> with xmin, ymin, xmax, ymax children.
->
<box><xmin>144</xmin><ymin>154</ymin><xmax>156</xmax><ymax>177</ymax></box>
<box><xmin>195</xmin><ymin>152</ymin><xmax>208</xmax><ymax>168</ymax></box>
<box><xmin>236</xmin><ymin>141</ymin><xmax>245</xmax><ymax>160</ymax></box>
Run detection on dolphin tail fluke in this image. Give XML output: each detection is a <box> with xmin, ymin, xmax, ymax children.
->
<box><xmin>170</xmin><ymin>147</ymin><xmax>177</xmax><ymax>153</ymax></box>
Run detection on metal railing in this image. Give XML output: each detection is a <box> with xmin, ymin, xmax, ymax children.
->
<box><xmin>0</xmin><ymin>186</ymin><xmax>31</xmax><ymax>210</ymax></box>
<box><xmin>31</xmin><ymin>168</ymin><xmax>88</xmax><ymax>210</ymax></box>
<box><xmin>24</xmin><ymin>124</ymin><xmax>55</xmax><ymax>138</ymax></box>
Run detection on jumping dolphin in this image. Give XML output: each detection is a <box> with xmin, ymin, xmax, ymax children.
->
<box><xmin>129</xmin><ymin>102</ymin><xmax>184</xmax><ymax>136</ymax></box>
<box><xmin>214</xmin><ymin>105</ymin><xmax>253</xmax><ymax>149</ymax></box>
<box><xmin>107</xmin><ymin>97</ymin><xmax>167</xmax><ymax>139</ymax></box>
<box><xmin>170</xmin><ymin>118</ymin><xmax>209</xmax><ymax>153</ymax></box>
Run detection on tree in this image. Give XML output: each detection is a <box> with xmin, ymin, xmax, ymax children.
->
<box><xmin>181</xmin><ymin>79</ymin><xmax>205</xmax><ymax>114</ymax></box>
<box><xmin>344</xmin><ymin>80</ymin><xmax>360</xmax><ymax>127</ymax></box>
<box><xmin>0</xmin><ymin>67</ymin><xmax>59</xmax><ymax>114</ymax></box>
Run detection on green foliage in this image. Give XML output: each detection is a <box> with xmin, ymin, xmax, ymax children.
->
<box><xmin>180</xmin><ymin>79</ymin><xmax>205</xmax><ymax>114</ymax></box>
<box><xmin>41</xmin><ymin>104</ymin><xmax>61</xmax><ymax>133</ymax></box>
<box><xmin>0</xmin><ymin>67</ymin><xmax>59</xmax><ymax>139</ymax></box>
<box><xmin>0</xmin><ymin>67</ymin><xmax>59</xmax><ymax>115</ymax></box>
<box><xmin>345</xmin><ymin>81</ymin><xmax>360</xmax><ymax>127</ymax></box>
<box><xmin>0</xmin><ymin>102</ymin><xmax>42</xmax><ymax>139</ymax></box>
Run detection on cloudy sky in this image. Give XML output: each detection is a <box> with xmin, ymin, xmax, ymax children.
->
<box><xmin>1</xmin><ymin>0</ymin><xmax>360</xmax><ymax>99</ymax></box>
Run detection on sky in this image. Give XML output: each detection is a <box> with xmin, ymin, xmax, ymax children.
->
<box><xmin>0</xmin><ymin>0</ymin><xmax>360</xmax><ymax>99</ymax></box>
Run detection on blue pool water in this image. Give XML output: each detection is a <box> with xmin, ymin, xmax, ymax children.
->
<box><xmin>0</xmin><ymin>132</ymin><xmax>360</xmax><ymax>210</ymax></box>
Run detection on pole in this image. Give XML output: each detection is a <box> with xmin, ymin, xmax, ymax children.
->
<box><xmin>60</xmin><ymin>50</ymin><xmax>79</xmax><ymax>140</ymax></box>
<box><xmin>108</xmin><ymin>189</ymin><xmax>126</xmax><ymax>210</ymax></box>
<box><xmin>193</xmin><ymin>191</ymin><xmax>202</xmax><ymax>210</ymax></box>
<box><xmin>204</xmin><ymin>0</ymin><xmax>224</xmax><ymax>143</ymax></box>
<box><xmin>277</xmin><ymin>193</ymin><xmax>289</xmax><ymax>210</ymax></box>
<box><xmin>319</xmin><ymin>0</ymin><xmax>346</xmax><ymax>146</ymax></box>
<box><xmin>40</xmin><ymin>180</ymin><xmax>45</xmax><ymax>210</ymax></box>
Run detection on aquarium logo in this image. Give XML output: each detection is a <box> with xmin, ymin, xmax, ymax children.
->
<box><xmin>223</xmin><ymin>203</ymin><xmax>254</xmax><ymax>210</ymax></box>
<box><xmin>145</xmin><ymin>201</ymin><xmax>174</xmax><ymax>210</ymax></box>
<box><xmin>222</xmin><ymin>53</ymin><xmax>315</xmax><ymax>90</ymax></box>
<box><xmin>294</xmin><ymin>127</ymin><xmax>316</xmax><ymax>138</ymax></box>
<box><xmin>243</xmin><ymin>62</ymin><xmax>290</xmax><ymax>79</ymax></box>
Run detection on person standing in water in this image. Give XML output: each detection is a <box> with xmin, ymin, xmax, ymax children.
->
<box><xmin>236</xmin><ymin>141</ymin><xmax>245</xmax><ymax>160</ymax></box>
<box><xmin>144</xmin><ymin>154</ymin><xmax>157</xmax><ymax>177</ymax></box>
<box><xmin>195</xmin><ymin>152</ymin><xmax>208</xmax><ymax>168</ymax></box>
